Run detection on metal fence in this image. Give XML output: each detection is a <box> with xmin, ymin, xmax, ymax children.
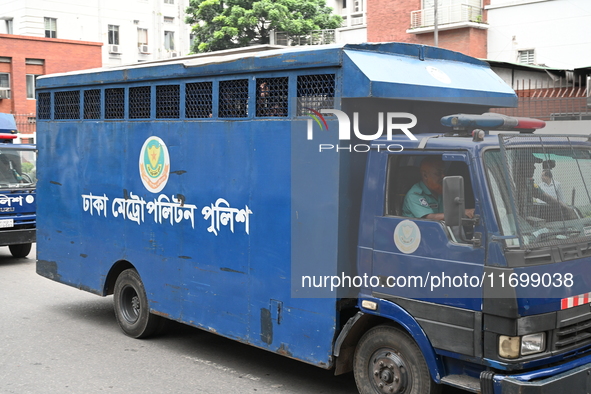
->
<box><xmin>491</xmin><ymin>76</ymin><xmax>591</xmax><ymax>121</ymax></box>
<box><xmin>12</xmin><ymin>113</ymin><xmax>37</xmax><ymax>133</ymax></box>
<box><xmin>274</xmin><ymin>30</ymin><xmax>336</xmax><ymax>46</ymax></box>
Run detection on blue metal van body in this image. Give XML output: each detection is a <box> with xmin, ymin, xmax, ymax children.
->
<box><xmin>35</xmin><ymin>43</ymin><xmax>591</xmax><ymax>392</ymax></box>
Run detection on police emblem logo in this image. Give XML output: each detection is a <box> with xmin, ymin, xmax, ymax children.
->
<box><xmin>394</xmin><ymin>220</ymin><xmax>421</xmax><ymax>254</ymax></box>
<box><xmin>139</xmin><ymin>136</ymin><xmax>170</xmax><ymax>193</ymax></box>
<box><xmin>419</xmin><ymin>197</ymin><xmax>429</xmax><ymax>207</ymax></box>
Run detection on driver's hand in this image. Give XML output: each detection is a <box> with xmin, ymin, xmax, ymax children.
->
<box><xmin>465</xmin><ymin>209</ymin><xmax>475</xmax><ymax>219</ymax></box>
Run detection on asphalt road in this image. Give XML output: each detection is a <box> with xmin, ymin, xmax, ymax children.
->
<box><xmin>0</xmin><ymin>244</ymin><xmax>468</xmax><ymax>394</ymax></box>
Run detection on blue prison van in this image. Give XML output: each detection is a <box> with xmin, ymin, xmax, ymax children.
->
<box><xmin>36</xmin><ymin>43</ymin><xmax>591</xmax><ymax>393</ymax></box>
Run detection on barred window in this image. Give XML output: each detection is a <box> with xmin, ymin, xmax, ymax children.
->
<box><xmin>219</xmin><ymin>79</ymin><xmax>248</xmax><ymax>118</ymax></box>
<box><xmin>37</xmin><ymin>92</ymin><xmax>51</xmax><ymax>119</ymax></box>
<box><xmin>54</xmin><ymin>90</ymin><xmax>80</xmax><ymax>119</ymax></box>
<box><xmin>256</xmin><ymin>77</ymin><xmax>288</xmax><ymax>117</ymax></box>
<box><xmin>105</xmin><ymin>88</ymin><xmax>125</xmax><ymax>119</ymax></box>
<box><xmin>297</xmin><ymin>74</ymin><xmax>335</xmax><ymax>115</ymax></box>
<box><xmin>129</xmin><ymin>86</ymin><xmax>151</xmax><ymax>119</ymax></box>
<box><xmin>84</xmin><ymin>89</ymin><xmax>101</xmax><ymax>119</ymax></box>
<box><xmin>186</xmin><ymin>82</ymin><xmax>212</xmax><ymax>118</ymax></box>
<box><xmin>156</xmin><ymin>85</ymin><xmax>180</xmax><ymax>118</ymax></box>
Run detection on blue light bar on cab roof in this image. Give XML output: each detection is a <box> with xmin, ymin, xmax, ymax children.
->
<box><xmin>441</xmin><ymin>113</ymin><xmax>546</xmax><ymax>132</ymax></box>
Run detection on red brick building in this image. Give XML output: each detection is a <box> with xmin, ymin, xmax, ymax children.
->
<box><xmin>0</xmin><ymin>34</ymin><xmax>102</xmax><ymax>138</ymax></box>
<box><xmin>367</xmin><ymin>0</ymin><xmax>490</xmax><ymax>59</ymax></box>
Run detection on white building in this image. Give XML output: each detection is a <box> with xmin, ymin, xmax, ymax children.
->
<box><xmin>486</xmin><ymin>0</ymin><xmax>591</xmax><ymax>69</ymax></box>
<box><xmin>329</xmin><ymin>0</ymin><xmax>367</xmax><ymax>44</ymax></box>
<box><xmin>0</xmin><ymin>0</ymin><xmax>192</xmax><ymax>66</ymax></box>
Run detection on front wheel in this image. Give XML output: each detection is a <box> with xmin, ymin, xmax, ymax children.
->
<box><xmin>113</xmin><ymin>269</ymin><xmax>164</xmax><ymax>338</ymax></box>
<box><xmin>354</xmin><ymin>325</ymin><xmax>441</xmax><ymax>394</ymax></box>
<box><xmin>9</xmin><ymin>243</ymin><xmax>32</xmax><ymax>258</ymax></box>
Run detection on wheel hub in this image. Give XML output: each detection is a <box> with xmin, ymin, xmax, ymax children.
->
<box><xmin>370</xmin><ymin>350</ymin><xmax>408</xmax><ymax>393</ymax></box>
<box><xmin>131</xmin><ymin>296</ymin><xmax>140</xmax><ymax>314</ymax></box>
<box><xmin>120</xmin><ymin>286</ymin><xmax>140</xmax><ymax>323</ymax></box>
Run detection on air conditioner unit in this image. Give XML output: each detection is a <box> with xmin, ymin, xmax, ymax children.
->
<box><xmin>0</xmin><ymin>89</ymin><xmax>9</xmax><ymax>99</ymax></box>
<box><xmin>109</xmin><ymin>44</ymin><xmax>120</xmax><ymax>54</ymax></box>
<box><xmin>168</xmin><ymin>51</ymin><xmax>178</xmax><ymax>58</ymax></box>
<box><xmin>139</xmin><ymin>45</ymin><xmax>150</xmax><ymax>54</ymax></box>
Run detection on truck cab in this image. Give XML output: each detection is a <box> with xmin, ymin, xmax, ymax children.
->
<box><xmin>350</xmin><ymin>114</ymin><xmax>591</xmax><ymax>393</ymax></box>
<box><xmin>0</xmin><ymin>113</ymin><xmax>36</xmax><ymax>258</ymax></box>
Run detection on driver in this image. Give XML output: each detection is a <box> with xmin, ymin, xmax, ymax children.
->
<box><xmin>403</xmin><ymin>156</ymin><xmax>474</xmax><ymax>220</ymax></box>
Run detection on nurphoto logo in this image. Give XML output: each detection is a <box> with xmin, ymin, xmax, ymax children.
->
<box><xmin>305</xmin><ymin>108</ymin><xmax>418</xmax><ymax>153</ymax></box>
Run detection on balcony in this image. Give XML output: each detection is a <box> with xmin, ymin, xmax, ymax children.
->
<box><xmin>341</xmin><ymin>12</ymin><xmax>366</xmax><ymax>29</ymax></box>
<box><xmin>273</xmin><ymin>29</ymin><xmax>336</xmax><ymax>46</ymax></box>
<box><xmin>408</xmin><ymin>4</ymin><xmax>487</xmax><ymax>34</ymax></box>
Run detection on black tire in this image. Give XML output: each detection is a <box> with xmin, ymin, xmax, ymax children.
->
<box><xmin>354</xmin><ymin>325</ymin><xmax>441</xmax><ymax>394</ymax></box>
<box><xmin>113</xmin><ymin>269</ymin><xmax>164</xmax><ymax>339</ymax></box>
<box><xmin>9</xmin><ymin>243</ymin><xmax>32</xmax><ymax>258</ymax></box>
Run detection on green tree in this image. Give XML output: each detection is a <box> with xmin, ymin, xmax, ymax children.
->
<box><xmin>185</xmin><ymin>0</ymin><xmax>342</xmax><ymax>53</ymax></box>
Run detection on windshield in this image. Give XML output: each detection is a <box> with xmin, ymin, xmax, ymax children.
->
<box><xmin>485</xmin><ymin>134</ymin><xmax>591</xmax><ymax>249</ymax></box>
<box><xmin>0</xmin><ymin>147</ymin><xmax>37</xmax><ymax>189</ymax></box>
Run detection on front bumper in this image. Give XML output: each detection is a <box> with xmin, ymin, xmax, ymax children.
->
<box><xmin>0</xmin><ymin>228</ymin><xmax>36</xmax><ymax>246</ymax></box>
<box><xmin>484</xmin><ymin>354</ymin><xmax>591</xmax><ymax>393</ymax></box>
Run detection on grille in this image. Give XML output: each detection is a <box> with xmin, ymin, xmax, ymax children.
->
<box><xmin>105</xmin><ymin>88</ymin><xmax>125</xmax><ymax>119</ymax></box>
<box><xmin>256</xmin><ymin>77</ymin><xmax>288</xmax><ymax>117</ymax></box>
<box><xmin>54</xmin><ymin>91</ymin><xmax>80</xmax><ymax>119</ymax></box>
<box><xmin>156</xmin><ymin>85</ymin><xmax>180</xmax><ymax>118</ymax></box>
<box><xmin>83</xmin><ymin>89</ymin><xmax>101</xmax><ymax>119</ymax></box>
<box><xmin>554</xmin><ymin>316</ymin><xmax>591</xmax><ymax>351</ymax></box>
<box><xmin>37</xmin><ymin>92</ymin><xmax>51</xmax><ymax>119</ymax></box>
<box><xmin>186</xmin><ymin>82</ymin><xmax>212</xmax><ymax>118</ymax></box>
<box><xmin>297</xmin><ymin>74</ymin><xmax>335</xmax><ymax>115</ymax></box>
<box><xmin>129</xmin><ymin>86</ymin><xmax>151</xmax><ymax>119</ymax></box>
<box><xmin>219</xmin><ymin>79</ymin><xmax>249</xmax><ymax>118</ymax></box>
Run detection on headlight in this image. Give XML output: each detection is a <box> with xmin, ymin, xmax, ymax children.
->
<box><xmin>499</xmin><ymin>333</ymin><xmax>546</xmax><ymax>359</ymax></box>
<box><xmin>521</xmin><ymin>333</ymin><xmax>546</xmax><ymax>356</ymax></box>
<box><xmin>499</xmin><ymin>335</ymin><xmax>520</xmax><ymax>359</ymax></box>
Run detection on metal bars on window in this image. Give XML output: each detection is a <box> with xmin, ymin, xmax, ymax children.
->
<box><xmin>297</xmin><ymin>74</ymin><xmax>335</xmax><ymax>115</ymax></box>
<box><xmin>186</xmin><ymin>82</ymin><xmax>212</xmax><ymax>118</ymax></box>
<box><xmin>54</xmin><ymin>91</ymin><xmax>80</xmax><ymax>119</ymax></box>
<box><xmin>39</xmin><ymin>73</ymin><xmax>339</xmax><ymax>121</ymax></box>
<box><xmin>219</xmin><ymin>79</ymin><xmax>249</xmax><ymax>118</ymax></box>
<box><xmin>129</xmin><ymin>86</ymin><xmax>151</xmax><ymax>119</ymax></box>
<box><xmin>105</xmin><ymin>88</ymin><xmax>125</xmax><ymax>119</ymax></box>
<box><xmin>498</xmin><ymin>134</ymin><xmax>591</xmax><ymax>249</ymax></box>
<box><xmin>84</xmin><ymin>89</ymin><xmax>101</xmax><ymax>119</ymax></box>
<box><xmin>156</xmin><ymin>85</ymin><xmax>180</xmax><ymax>118</ymax></box>
<box><xmin>256</xmin><ymin>77</ymin><xmax>288</xmax><ymax>117</ymax></box>
<box><xmin>37</xmin><ymin>92</ymin><xmax>51</xmax><ymax>119</ymax></box>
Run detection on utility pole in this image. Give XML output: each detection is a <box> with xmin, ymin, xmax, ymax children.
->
<box><xmin>434</xmin><ymin>0</ymin><xmax>439</xmax><ymax>47</ymax></box>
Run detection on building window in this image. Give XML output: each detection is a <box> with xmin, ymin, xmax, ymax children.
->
<box><xmin>0</xmin><ymin>73</ymin><xmax>10</xmax><ymax>99</ymax></box>
<box><xmin>163</xmin><ymin>16</ymin><xmax>174</xmax><ymax>23</ymax></box>
<box><xmin>25</xmin><ymin>58</ymin><xmax>45</xmax><ymax>66</ymax></box>
<box><xmin>164</xmin><ymin>31</ymin><xmax>175</xmax><ymax>51</ymax></box>
<box><xmin>5</xmin><ymin>19</ymin><xmax>13</xmax><ymax>34</ymax></box>
<box><xmin>354</xmin><ymin>0</ymin><xmax>362</xmax><ymax>12</ymax></box>
<box><xmin>108</xmin><ymin>25</ymin><xmax>120</xmax><ymax>45</ymax></box>
<box><xmin>518</xmin><ymin>49</ymin><xmax>535</xmax><ymax>65</ymax></box>
<box><xmin>44</xmin><ymin>17</ymin><xmax>57</xmax><ymax>38</ymax></box>
<box><xmin>0</xmin><ymin>73</ymin><xmax>9</xmax><ymax>88</ymax></box>
<box><xmin>138</xmin><ymin>28</ymin><xmax>148</xmax><ymax>45</ymax></box>
<box><xmin>26</xmin><ymin>75</ymin><xmax>38</xmax><ymax>99</ymax></box>
<box><xmin>164</xmin><ymin>0</ymin><xmax>174</xmax><ymax>4</ymax></box>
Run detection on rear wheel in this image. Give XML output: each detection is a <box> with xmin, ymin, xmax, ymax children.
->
<box><xmin>354</xmin><ymin>325</ymin><xmax>441</xmax><ymax>394</ymax></box>
<box><xmin>9</xmin><ymin>243</ymin><xmax>32</xmax><ymax>258</ymax></box>
<box><xmin>113</xmin><ymin>269</ymin><xmax>164</xmax><ymax>338</ymax></box>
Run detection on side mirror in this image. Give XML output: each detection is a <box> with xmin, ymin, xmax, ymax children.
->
<box><xmin>443</xmin><ymin>176</ymin><xmax>465</xmax><ymax>227</ymax></box>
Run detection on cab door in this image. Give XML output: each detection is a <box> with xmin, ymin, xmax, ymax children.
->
<box><xmin>371</xmin><ymin>152</ymin><xmax>486</xmax><ymax>358</ymax></box>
